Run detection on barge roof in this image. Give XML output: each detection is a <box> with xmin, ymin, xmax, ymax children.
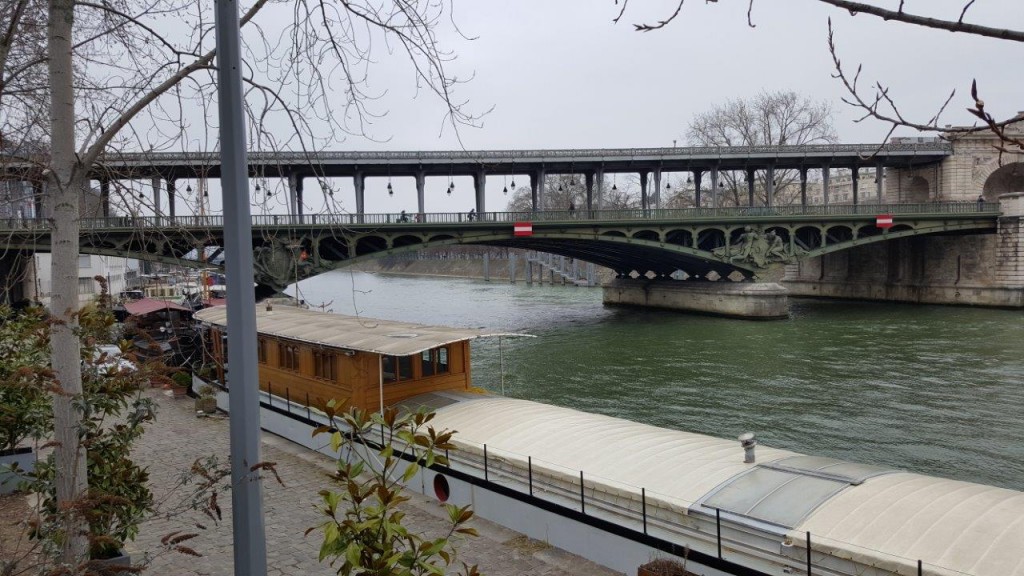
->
<box><xmin>421</xmin><ymin>394</ymin><xmax>1024</xmax><ymax>576</ymax></box>
<box><xmin>194</xmin><ymin>305</ymin><xmax>522</xmax><ymax>356</ymax></box>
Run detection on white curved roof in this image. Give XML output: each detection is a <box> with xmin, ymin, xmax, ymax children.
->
<box><xmin>425</xmin><ymin>395</ymin><xmax>1024</xmax><ymax>576</ymax></box>
<box><xmin>428</xmin><ymin>395</ymin><xmax>797</xmax><ymax>509</ymax></box>
<box><xmin>793</xmin><ymin>473</ymin><xmax>1024</xmax><ymax>576</ymax></box>
<box><xmin>194</xmin><ymin>305</ymin><xmax>522</xmax><ymax>356</ymax></box>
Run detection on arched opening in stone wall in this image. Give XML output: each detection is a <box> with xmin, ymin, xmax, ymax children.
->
<box><xmin>906</xmin><ymin>176</ymin><xmax>930</xmax><ymax>203</ymax></box>
<box><xmin>982</xmin><ymin>162</ymin><xmax>1024</xmax><ymax>201</ymax></box>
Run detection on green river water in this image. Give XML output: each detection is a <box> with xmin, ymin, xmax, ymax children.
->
<box><xmin>290</xmin><ymin>270</ymin><xmax>1024</xmax><ymax>491</ymax></box>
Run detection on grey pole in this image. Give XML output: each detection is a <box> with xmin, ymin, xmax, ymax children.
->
<box><xmin>709</xmin><ymin>168</ymin><xmax>719</xmax><ymax>209</ymax></box>
<box><xmin>876</xmin><ymin>161</ymin><xmax>885</xmax><ymax>203</ymax></box>
<box><xmin>167</xmin><ymin>179</ymin><xmax>177</xmax><ymax>219</ymax></box>
<box><xmin>214</xmin><ymin>3</ymin><xmax>268</xmax><ymax>576</ymax></box>
<box><xmin>584</xmin><ymin>172</ymin><xmax>594</xmax><ymax>212</ymax></box>
<box><xmin>652</xmin><ymin>169</ymin><xmax>662</xmax><ymax>209</ymax></box>
<box><xmin>151</xmin><ymin>177</ymin><xmax>161</xmax><ymax>224</ymax></box>
<box><xmin>639</xmin><ymin>171</ymin><xmax>649</xmax><ymax>210</ymax></box>
<box><xmin>851</xmin><ymin>165</ymin><xmax>860</xmax><ymax>205</ymax></box>
<box><xmin>354</xmin><ymin>171</ymin><xmax>365</xmax><ymax>223</ymax></box>
<box><xmin>800</xmin><ymin>168</ymin><xmax>808</xmax><ymax>208</ymax></box>
<box><xmin>822</xmin><ymin>165</ymin><xmax>831</xmax><ymax>206</ymax></box>
<box><xmin>415</xmin><ymin>170</ymin><xmax>426</xmax><ymax>215</ymax></box>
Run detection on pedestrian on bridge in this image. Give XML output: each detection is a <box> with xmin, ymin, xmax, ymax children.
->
<box><xmin>977</xmin><ymin>194</ymin><xmax>985</xmax><ymax>211</ymax></box>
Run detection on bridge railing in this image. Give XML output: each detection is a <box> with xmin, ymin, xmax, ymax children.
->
<box><xmin>0</xmin><ymin>201</ymin><xmax>998</xmax><ymax>232</ymax></box>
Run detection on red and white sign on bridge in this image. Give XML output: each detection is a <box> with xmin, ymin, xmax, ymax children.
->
<box><xmin>514</xmin><ymin>222</ymin><xmax>533</xmax><ymax>237</ymax></box>
<box><xmin>876</xmin><ymin>214</ymin><xmax>894</xmax><ymax>229</ymax></box>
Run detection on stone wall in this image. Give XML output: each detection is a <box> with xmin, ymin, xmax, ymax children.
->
<box><xmin>783</xmin><ymin>192</ymin><xmax>1024</xmax><ymax>308</ymax></box>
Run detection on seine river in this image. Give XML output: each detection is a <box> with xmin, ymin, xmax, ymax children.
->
<box><xmin>289</xmin><ymin>270</ymin><xmax>1024</xmax><ymax>491</ymax></box>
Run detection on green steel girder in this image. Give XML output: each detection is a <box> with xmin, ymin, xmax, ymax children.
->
<box><xmin>0</xmin><ymin>213</ymin><xmax>997</xmax><ymax>293</ymax></box>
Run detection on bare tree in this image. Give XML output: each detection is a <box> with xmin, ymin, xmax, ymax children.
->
<box><xmin>615</xmin><ymin>0</ymin><xmax>1023</xmax><ymax>153</ymax></box>
<box><xmin>1</xmin><ymin>0</ymin><xmax>479</xmax><ymax>568</ymax></box>
<box><xmin>674</xmin><ymin>90</ymin><xmax>837</xmax><ymax>206</ymax></box>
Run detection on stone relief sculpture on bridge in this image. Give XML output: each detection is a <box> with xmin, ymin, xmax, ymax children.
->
<box><xmin>713</xmin><ymin>226</ymin><xmax>803</xmax><ymax>268</ymax></box>
<box><xmin>252</xmin><ymin>237</ymin><xmax>317</xmax><ymax>290</ymax></box>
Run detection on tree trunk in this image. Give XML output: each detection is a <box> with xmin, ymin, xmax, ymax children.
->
<box><xmin>48</xmin><ymin>0</ymin><xmax>89</xmax><ymax>566</ymax></box>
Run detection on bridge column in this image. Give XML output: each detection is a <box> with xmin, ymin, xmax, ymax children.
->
<box><xmin>652</xmin><ymin>169</ymin><xmax>662</xmax><ymax>209</ymax></box>
<box><xmin>473</xmin><ymin>171</ymin><xmax>486</xmax><ymax>214</ymax></box>
<box><xmin>765</xmin><ymin>166</ymin><xmax>775</xmax><ymax>208</ymax></box>
<box><xmin>851</xmin><ymin>165</ymin><xmax>860</xmax><ymax>205</ymax></box>
<box><xmin>167</xmin><ymin>179</ymin><xmax>176</xmax><ymax>219</ymax></box>
<box><xmin>100</xmin><ymin>179</ymin><xmax>111</xmax><ymax>218</ymax></box>
<box><xmin>530</xmin><ymin>170</ymin><xmax>545</xmax><ymax>211</ymax></box>
<box><xmin>693</xmin><ymin>170</ymin><xmax>703</xmax><ymax>208</ymax></box>
<box><xmin>287</xmin><ymin>172</ymin><xmax>304</xmax><ymax>217</ymax></box>
<box><xmin>821</xmin><ymin>165</ymin><xmax>831</xmax><ymax>206</ymax></box>
<box><xmin>151</xmin><ymin>177</ymin><xmax>162</xmax><ymax>222</ymax></box>
<box><xmin>800</xmin><ymin>168</ymin><xmax>808</xmax><ymax>208</ymax></box>
<box><xmin>709</xmin><ymin>168</ymin><xmax>719</xmax><ymax>208</ymax></box>
<box><xmin>746</xmin><ymin>169</ymin><xmax>755</xmax><ymax>206</ymax></box>
<box><xmin>415</xmin><ymin>170</ymin><xmax>426</xmax><ymax>215</ymax></box>
<box><xmin>875</xmin><ymin>161</ymin><xmax>885</xmax><ymax>203</ymax></box>
<box><xmin>595</xmin><ymin>169</ymin><xmax>603</xmax><ymax>211</ymax></box>
<box><xmin>585</xmin><ymin>172</ymin><xmax>594</xmax><ymax>212</ymax></box>
<box><xmin>639</xmin><ymin>171</ymin><xmax>649</xmax><ymax>210</ymax></box>
<box><xmin>354</xmin><ymin>171</ymin><xmax>365</xmax><ymax>223</ymax></box>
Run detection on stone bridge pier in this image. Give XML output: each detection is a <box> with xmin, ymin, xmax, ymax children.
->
<box><xmin>782</xmin><ymin>192</ymin><xmax>1024</xmax><ymax>308</ymax></box>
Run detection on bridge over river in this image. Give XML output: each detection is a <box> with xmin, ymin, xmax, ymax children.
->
<box><xmin>2</xmin><ymin>132</ymin><xmax>1022</xmax><ymax>314</ymax></box>
<box><xmin>0</xmin><ymin>202</ymin><xmax>998</xmax><ymax>300</ymax></box>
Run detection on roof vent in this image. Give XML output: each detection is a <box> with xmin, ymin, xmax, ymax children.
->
<box><xmin>387</xmin><ymin>332</ymin><xmax>420</xmax><ymax>339</ymax></box>
<box><xmin>739</xmin><ymin>432</ymin><xmax>757</xmax><ymax>464</ymax></box>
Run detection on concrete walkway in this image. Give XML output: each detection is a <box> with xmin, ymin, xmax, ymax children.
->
<box><xmin>132</xmin><ymin>391</ymin><xmax>621</xmax><ymax>575</ymax></box>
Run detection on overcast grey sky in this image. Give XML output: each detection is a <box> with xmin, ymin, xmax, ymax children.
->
<box><xmin>170</xmin><ymin>1</ymin><xmax>1024</xmax><ymax>214</ymax></box>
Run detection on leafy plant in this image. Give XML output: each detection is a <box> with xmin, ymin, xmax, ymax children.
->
<box><xmin>171</xmin><ymin>371</ymin><xmax>192</xmax><ymax>389</ymax></box>
<box><xmin>0</xmin><ymin>306</ymin><xmax>53</xmax><ymax>454</ymax></box>
<box><xmin>311</xmin><ymin>403</ymin><xmax>481</xmax><ymax>576</ymax></box>
<box><xmin>31</xmin><ymin>303</ymin><xmax>159</xmax><ymax>561</ymax></box>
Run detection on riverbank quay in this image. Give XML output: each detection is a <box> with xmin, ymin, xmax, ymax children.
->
<box><xmin>136</xmin><ymin>390</ymin><xmax>620</xmax><ymax>575</ymax></box>
<box><xmin>0</xmin><ymin>390</ymin><xmax>619</xmax><ymax>576</ymax></box>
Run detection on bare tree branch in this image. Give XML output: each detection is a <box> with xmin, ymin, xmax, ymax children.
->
<box><xmin>815</xmin><ymin>0</ymin><xmax>1023</xmax><ymax>42</ymax></box>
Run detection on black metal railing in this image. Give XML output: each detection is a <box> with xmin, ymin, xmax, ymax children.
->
<box><xmin>0</xmin><ymin>202</ymin><xmax>999</xmax><ymax>233</ymax></box>
<box><xmin>239</xmin><ymin>382</ymin><xmax>965</xmax><ymax>576</ymax></box>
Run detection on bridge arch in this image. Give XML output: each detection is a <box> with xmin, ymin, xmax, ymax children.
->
<box><xmin>392</xmin><ymin>234</ymin><xmax>425</xmax><ymax>249</ymax></box>
<box><xmin>981</xmin><ymin>162</ymin><xmax>1024</xmax><ymax>200</ymax></box>
<box><xmin>665</xmin><ymin>228</ymin><xmax>694</xmax><ymax>248</ymax></box>
<box><xmin>355</xmin><ymin>235</ymin><xmax>388</xmax><ymax>255</ymax></box>
<box><xmin>631</xmin><ymin>229</ymin><xmax>661</xmax><ymax>243</ymax></box>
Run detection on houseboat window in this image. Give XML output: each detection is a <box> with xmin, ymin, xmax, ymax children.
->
<box><xmin>420</xmin><ymin>347</ymin><xmax>450</xmax><ymax>377</ymax></box>
<box><xmin>382</xmin><ymin>356</ymin><xmax>396</xmax><ymax>383</ymax></box>
<box><xmin>397</xmin><ymin>356</ymin><xmax>412</xmax><ymax>380</ymax></box>
<box><xmin>257</xmin><ymin>339</ymin><xmax>267</xmax><ymax>364</ymax></box>
<box><xmin>382</xmin><ymin>355</ymin><xmax>413</xmax><ymax>383</ymax></box>
<box><xmin>314</xmin><ymin>350</ymin><xmax>336</xmax><ymax>381</ymax></box>
<box><xmin>421</xmin><ymin>351</ymin><xmax>435</xmax><ymax>377</ymax></box>
<box><xmin>278</xmin><ymin>343</ymin><xmax>299</xmax><ymax>371</ymax></box>
<box><xmin>438</xmin><ymin>347</ymin><xmax>449</xmax><ymax>374</ymax></box>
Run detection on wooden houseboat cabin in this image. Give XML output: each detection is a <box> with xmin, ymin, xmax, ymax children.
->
<box><xmin>193</xmin><ymin>305</ymin><xmax>509</xmax><ymax>411</ymax></box>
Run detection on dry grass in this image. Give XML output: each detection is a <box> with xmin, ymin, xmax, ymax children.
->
<box><xmin>0</xmin><ymin>493</ymin><xmax>43</xmax><ymax>574</ymax></box>
<box><xmin>502</xmin><ymin>535</ymin><xmax>552</xmax><ymax>555</ymax></box>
